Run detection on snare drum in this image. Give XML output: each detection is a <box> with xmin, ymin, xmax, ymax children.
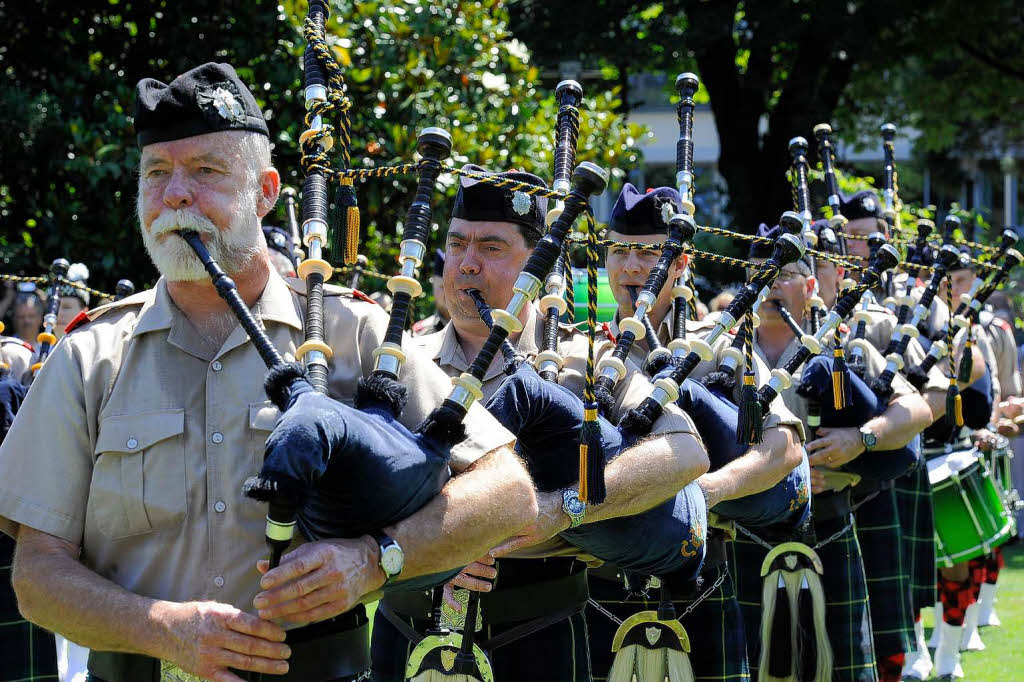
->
<box><xmin>927</xmin><ymin>448</ymin><xmax>1013</xmax><ymax>568</ymax></box>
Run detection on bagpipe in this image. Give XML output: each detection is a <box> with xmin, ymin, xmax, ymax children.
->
<box><xmin>29</xmin><ymin>258</ymin><xmax>70</xmax><ymax>375</ymax></box>
<box><xmin>592</xmin><ymin>73</ymin><xmax>701</xmax><ymax>419</ymax></box>
<box><xmin>164</xmin><ymin>2</ymin><xmax>461</xmax><ymax>599</ymax></box>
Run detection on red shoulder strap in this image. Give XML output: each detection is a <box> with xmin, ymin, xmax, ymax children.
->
<box><xmin>64</xmin><ymin>310</ymin><xmax>91</xmax><ymax>334</ymax></box>
<box><xmin>350</xmin><ymin>289</ymin><xmax>378</xmax><ymax>306</ymax></box>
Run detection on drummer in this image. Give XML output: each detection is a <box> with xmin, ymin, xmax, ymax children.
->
<box><xmin>919</xmin><ymin>245</ymin><xmax>1008</xmax><ymax>680</ymax></box>
<box><xmin>926</xmin><ymin>248</ymin><xmax>1017</xmax><ymax>675</ymax></box>
<box><xmin>811</xmin><ymin>216</ymin><xmax>952</xmax><ymax>680</ymax></box>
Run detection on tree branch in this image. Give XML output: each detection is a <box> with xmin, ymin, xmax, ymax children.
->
<box><xmin>956</xmin><ymin>39</ymin><xmax>1024</xmax><ymax>81</ymax></box>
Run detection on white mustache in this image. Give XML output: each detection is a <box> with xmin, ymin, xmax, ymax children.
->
<box><xmin>149</xmin><ymin>209</ymin><xmax>218</xmax><ymax>238</ymax></box>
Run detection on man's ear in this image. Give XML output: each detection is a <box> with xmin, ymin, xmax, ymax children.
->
<box><xmin>256</xmin><ymin>166</ymin><xmax>281</xmax><ymax>219</ymax></box>
<box><xmin>672</xmin><ymin>252</ymin><xmax>689</xmax><ymax>276</ymax></box>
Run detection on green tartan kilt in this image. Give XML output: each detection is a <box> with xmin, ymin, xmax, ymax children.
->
<box><xmin>587</xmin><ymin>562</ymin><xmax>749</xmax><ymax>682</ymax></box>
<box><xmin>0</xmin><ymin>534</ymin><xmax>58</xmax><ymax>682</ymax></box>
<box><xmin>853</xmin><ymin>487</ymin><xmax>914</xmax><ymax>659</ymax></box>
<box><xmin>731</xmin><ymin>514</ymin><xmax>878</xmax><ymax>682</ymax></box>
<box><xmin>893</xmin><ymin>464</ymin><xmax>937</xmax><ymax>613</ymax></box>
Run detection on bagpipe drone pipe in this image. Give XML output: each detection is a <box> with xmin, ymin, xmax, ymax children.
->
<box><xmin>169</xmin><ymin>2</ymin><xmax>467</xmax><ymax>599</ymax></box>
<box><xmin>593</xmin><ymin>72</ymin><xmax>701</xmax><ymax>418</ymax></box>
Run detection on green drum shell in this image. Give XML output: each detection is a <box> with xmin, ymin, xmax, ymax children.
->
<box><xmin>928</xmin><ymin>452</ymin><xmax>1013</xmax><ymax>568</ymax></box>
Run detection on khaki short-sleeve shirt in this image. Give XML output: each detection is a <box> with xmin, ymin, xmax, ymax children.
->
<box><xmin>0</xmin><ymin>274</ymin><xmax>513</xmax><ymax>612</ymax></box>
<box><xmin>982</xmin><ymin>313</ymin><xmax>1022</xmax><ymax>399</ymax></box>
<box><xmin>605</xmin><ymin>316</ymin><xmax>805</xmax><ymax>441</ymax></box>
<box><xmin>755</xmin><ymin>323</ymin><xmax>915</xmax><ymax>436</ymax></box>
<box><xmin>411</xmin><ymin>305</ymin><xmax>698</xmax><ymax>440</ymax></box>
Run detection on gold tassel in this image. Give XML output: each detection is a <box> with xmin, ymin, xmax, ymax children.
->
<box><xmin>341</xmin><ymin>178</ymin><xmax>359</xmax><ymax>265</ymax></box>
<box><xmin>578</xmin><ymin>442</ymin><xmax>589</xmax><ymax>502</ymax></box>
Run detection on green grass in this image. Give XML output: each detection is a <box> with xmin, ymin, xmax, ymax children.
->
<box><xmin>922</xmin><ymin>541</ymin><xmax>1024</xmax><ymax>681</ymax></box>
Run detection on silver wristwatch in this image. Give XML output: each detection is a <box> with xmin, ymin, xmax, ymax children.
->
<box><xmin>859</xmin><ymin>425</ymin><xmax>878</xmax><ymax>451</ymax></box>
<box><xmin>561</xmin><ymin>488</ymin><xmax>587</xmax><ymax>529</ymax></box>
<box><xmin>372</xmin><ymin>532</ymin><xmax>405</xmax><ymax>585</ymax></box>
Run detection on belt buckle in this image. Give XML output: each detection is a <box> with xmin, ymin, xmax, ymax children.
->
<box><xmin>160</xmin><ymin>661</ymin><xmax>207</xmax><ymax>682</ymax></box>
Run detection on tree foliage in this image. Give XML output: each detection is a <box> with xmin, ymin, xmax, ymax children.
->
<box><xmin>509</xmin><ymin>0</ymin><xmax>1021</xmax><ymax>235</ymax></box>
<box><xmin>0</xmin><ymin>0</ymin><xmax>643</xmax><ymax>301</ymax></box>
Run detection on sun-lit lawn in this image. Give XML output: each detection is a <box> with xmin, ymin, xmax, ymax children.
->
<box><xmin>922</xmin><ymin>541</ymin><xmax>1024</xmax><ymax>681</ymax></box>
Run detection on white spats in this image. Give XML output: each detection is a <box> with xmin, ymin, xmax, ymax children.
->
<box><xmin>977</xmin><ymin>581</ymin><xmax>1001</xmax><ymax>627</ymax></box>
<box><xmin>901</xmin><ymin>619</ymin><xmax>933</xmax><ymax>681</ymax></box>
<box><xmin>933</xmin><ymin>621</ymin><xmax>965</xmax><ymax>679</ymax></box>
<box><xmin>959</xmin><ymin>603</ymin><xmax>985</xmax><ymax>651</ymax></box>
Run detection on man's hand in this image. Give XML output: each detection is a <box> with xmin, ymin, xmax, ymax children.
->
<box><xmin>488</xmin><ymin>490</ymin><xmax>570</xmax><ymax>559</ymax></box>
<box><xmin>809</xmin><ymin>467</ymin><xmax>829</xmax><ymax>495</ymax></box>
<box><xmin>806</xmin><ymin>427</ymin><xmax>865</xmax><ymax>469</ymax></box>
<box><xmin>995</xmin><ymin>418</ymin><xmax>1020</xmax><ymax>438</ymax></box>
<box><xmin>442</xmin><ymin>555</ymin><xmax>497</xmax><ymax>611</ymax></box>
<box><xmin>253</xmin><ymin>537</ymin><xmax>385</xmax><ymax>626</ymax></box>
<box><xmin>158</xmin><ymin>600</ymin><xmax>290</xmax><ymax>682</ymax></box>
<box><xmin>974</xmin><ymin>428</ymin><xmax>999</xmax><ymax>452</ymax></box>
<box><xmin>998</xmin><ymin>397</ymin><xmax>1024</xmax><ymax>421</ymax></box>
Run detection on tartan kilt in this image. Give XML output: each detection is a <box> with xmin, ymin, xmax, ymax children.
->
<box><xmin>0</xmin><ymin>534</ymin><xmax>58</xmax><ymax>682</ymax></box>
<box><xmin>731</xmin><ymin>514</ymin><xmax>878</xmax><ymax>682</ymax></box>
<box><xmin>587</xmin><ymin>562</ymin><xmax>749</xmax><ymax>682</ymax></box>
<box><xmin>893</xmin><ymin>464</ymin><xmax>937</xmax><ymax>612</ymax></box>
<box><xmin>853</xmin><ymin>487</ymin><xmax>914</xmax><ymax>658</ymax></box>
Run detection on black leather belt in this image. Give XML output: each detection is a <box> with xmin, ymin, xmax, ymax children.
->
<box><xmin>813</xmin><ymin>488</ymin><xmax>853</xmax><ymax>523</ymax></box>
<box><xmin>88</xmin><ymin>610</ymin><xmax>370</xmax><ymax>682</ymax></box>
<box><xmin>384</xmin><ymin>562</ymin><xmax>588</xmax><ymax>627</ymax></box>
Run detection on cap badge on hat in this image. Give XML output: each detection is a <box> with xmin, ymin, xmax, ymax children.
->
<box><xmin>197</xmin><ymin>82</ymin><xmax>246</xmax><ymax>125</ymax></box>
<box><xmin>511</xmin><ymin>190</ymin><xmax>532</xmax><ymax>216</ymax></box>
<box><xmin>660</xmin><ymin>200</ymin><xmax>676</xmax><ymax>226</ymax></box>
<box><xmin>860</xmin><ymin>196</ymin><xmax>876</xmax><ymax>214</ymax></box>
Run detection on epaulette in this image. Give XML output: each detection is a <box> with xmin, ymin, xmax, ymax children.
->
<box><xmin>64</xmin><ymin>310</ymin><xmax>91</xmax><ymax>334</ymax></box>
<box><xmin>350</xmin><ymin>289</ymin><xmax>378</xmax><ymax>306</ymax></box>
<box><xmin>0</xmin><ymin>336</ymin><xmax>33</xmax><ymax>352</ymax></box>
<box><xmin>64</xmin><ymin>289</ymin><xmax>150</xmax><ymax>334</ymax></box>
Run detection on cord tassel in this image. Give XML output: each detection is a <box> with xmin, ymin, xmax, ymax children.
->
<box><xmin>334</xmin><ymin>179</ymin><xmax>359</xmax><ymax>265</ymax></box>
<box><xmin>946</xmin><ymin>377</ymin><xmax>964</xmax><ymax>429</ymax></box>
<box><xmin>831</xmin><ymin>330</ymin><xmax>851</xmax><ymax>410</ymax></box>
<box><xmin>579</xmin><ymin>403</ymin><xmax>606</xmax><ymax>504</ymax></box>
<box><xmin>737</xmin><ymin>372</ymin><xmax>764</xmax><ymax>445</ymax></box>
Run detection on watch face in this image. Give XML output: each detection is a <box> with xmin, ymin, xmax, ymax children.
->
<box><xmin>863</xmin><ymin>431</ymin><xmax>877</xmax><ymax>447</ymax></box>
<box><xmin>381</xmin><ymin>545</ymin><xmax>404</xmax><ymax>575</ymax></box>
<box><xmin>566</xmin><ymin>497</ymin><xmax>585</xmax><ymax>515</ymax></box>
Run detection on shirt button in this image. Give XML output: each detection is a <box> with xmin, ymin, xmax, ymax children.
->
<box><xmin>126</xmin><ymin>437</ymin><xmax>138</xmax><ymax>450</ymax></box>
<box><xmin>213</xmin><ymin>575</ymin><xmax>225</xmax><ymax>588</ymax></box>
<box><xmin>214</xmin><ymin>500</ymin><xmax>226</xmax><ymax>513</ymax></box>
<box><xmin>211</xmin><ymin>432</ymin><xmax>224</xmax><ymax>444</ymax></box>
<box><xmin>211</xmin><ymin>360</ymin><xmax>223</xmax><ymax>371</ymax></box>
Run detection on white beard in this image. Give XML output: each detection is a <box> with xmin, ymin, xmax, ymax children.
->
<box><xmin>139</xmin><ymin>190</ymin><xmax>264</xmax><ymax>282</ymax></box>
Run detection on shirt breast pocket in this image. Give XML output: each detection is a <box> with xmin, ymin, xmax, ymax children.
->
<box><xmin>92</xmin><ymin>408</ymin><xmax>186</xmax><ymax>538</ymax></box>
<box><xmin>249</xmin><ymin>401</ymin><xmax>281</xmax><ymax>471</ymax></box>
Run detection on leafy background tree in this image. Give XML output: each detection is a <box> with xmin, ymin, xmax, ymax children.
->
<box><xmin>509</xmin><ymin>0</ymin><xmax>1022</xmax><ymax>232</ymax></box>
<box><xmin>0</xmin><ymin>0</ymin><xmax>643</xmax><ymax>309</ymax></box>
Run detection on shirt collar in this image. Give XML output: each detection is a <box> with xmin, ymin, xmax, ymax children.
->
<box><xmin>434</xmin><ymin>305</ymin><xmax>540</xmax><ymax>381</ymax></box>
<box><xmin>132</xmin><ymin>271</ymin><xmax>303</xmax><ymax>340</ymax></box>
